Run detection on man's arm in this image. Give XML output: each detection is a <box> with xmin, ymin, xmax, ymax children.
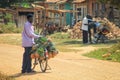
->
<box><xmin>24</xmin><ymin>24</ymin><xmax>39</xmax><ymax>38</ymax></box>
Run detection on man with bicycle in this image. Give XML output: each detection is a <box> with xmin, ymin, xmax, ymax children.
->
<box><xmin>21</xmin><ymin>14</ymin><xmax>40</xmax><ymax>73</ymax></box>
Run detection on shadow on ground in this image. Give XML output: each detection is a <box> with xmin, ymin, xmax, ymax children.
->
<box><xmin>63</xmin><ymin>40</ymin><xmax>82</xmax><ymax>45</ymax></box>
<box><xmin>62</xmin><ymin>39</ymin><xmax>118</xmax><ymax>46</ymax></box>
<box><xmin>10</xmin><ymin>71</ymin><xmax>51</xmax><ymax>78</ymax></box>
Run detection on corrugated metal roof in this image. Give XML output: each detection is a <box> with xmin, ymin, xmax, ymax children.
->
<box><xmin>56</xmin><ymin>0</ymin><xmax>67</xmax><ymax>4</ymax></box>
<box><xmin>46</xmin><ymin>0</ymin><xmax>60</xmax><ymax>3</ymax></box>
<box><xmin>35</xmin><ymin>0</ymin><xmax>85</xmax><ymax>4</ymax></box>
<box><xmin>46</xmin><ymin>9</ymin><xmax>79</xmax><ymax>13</ymax></box>
<box><xmin>46</xmin><ymin>0</ymin><xmax>85</xmax><ymax>4</ymax></box>
<box><xmin>73</xmin><ymin>0</ymin><xmax>86</xmax><ymax>3</ymax></box>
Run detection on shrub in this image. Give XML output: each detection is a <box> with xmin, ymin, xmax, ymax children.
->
<box><xmin>0</xmin><ymin>23</ymin><xmax>22</xmax><ymax>33</ymax></box>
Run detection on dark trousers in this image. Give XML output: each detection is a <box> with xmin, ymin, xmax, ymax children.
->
<box><xmin>22</xmin><ymin>47</ymin><xmax>32</xmax><ymax>72</ymax></box>
<box><xmin>83</xmin><ymin>30</ymin><xmax>88</xmax><ymax>43</ymax></box>
<box><xmin>88</xmin><ymin>27</ymin><xmax>92</xmax><ymax>43</ymax></box>
<box><xmin>93</xmin><ymin>26</ymin><xmax>97</xmax><ymax>34</ymax></box>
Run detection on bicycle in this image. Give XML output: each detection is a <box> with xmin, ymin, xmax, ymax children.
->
<box><xmin>30</xmin><ymin>36</ymin><xmax>57</xmax><ymax>72</ymax></box>
<box><xmin>31</xmin><ymin>48</ymin><xmax>51</xmax><ymax>72</ymax></box>
<box><xmin>93</xmin><ymin>27</ymin><xmax>109</xmax><ymax>43</ymax></box>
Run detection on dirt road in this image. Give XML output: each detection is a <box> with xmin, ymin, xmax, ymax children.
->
<box><xmin>0</xmin><ymin>44</ymin><xmax>120</xmax><ymax>80</ymax></box>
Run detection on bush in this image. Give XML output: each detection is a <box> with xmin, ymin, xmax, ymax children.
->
<box><xmin>0</xmin><ymin>23</ymin><xmax>22</xmax><ymax>33</ymax></box>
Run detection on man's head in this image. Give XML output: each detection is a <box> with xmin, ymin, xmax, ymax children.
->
<box><xmin>86</xmin><ymin>15</ymin><xmax>92</xmax><ymax>19</ymax></box>
<box><xmin>27</xmin><ymin>14</ymin><xmax>33</xmax><ymax>23</ymax></box>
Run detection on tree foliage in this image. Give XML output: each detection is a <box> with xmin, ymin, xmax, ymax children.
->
<box><xmin>0</xmin><ymin>0</ymin><xmax>46</xmax><ymax>8</ymax></box>
<box><xmin>1</xmin><ymin>0</ymin><xmax>120</xmax><ymax>8</ymax></box>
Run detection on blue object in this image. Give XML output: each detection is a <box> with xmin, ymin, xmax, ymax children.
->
<box><xmin>95</xmin><ymin>22</ymin><xmax>101</xmax><ymax>27</ymax></box>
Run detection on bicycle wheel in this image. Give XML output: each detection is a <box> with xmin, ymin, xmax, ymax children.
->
<box><xmin>100</xmin><ymin>35</ymin><xmax>105</xmax><ymax>43</ymax></box>
<box><xmin>38</xmin><ymin>58</ymin><xmax>48</xmax><ymax>72</ymax></box>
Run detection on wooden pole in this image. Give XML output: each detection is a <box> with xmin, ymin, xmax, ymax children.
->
<box><xmin>64</xmin><ymin>13</ymin><xmax>66</xmax><ymax>26</ymax></box>
<box><xmin>60</xmin><ymin>13</ymin><xmax>62</xmax><ymax>27</ymax></box>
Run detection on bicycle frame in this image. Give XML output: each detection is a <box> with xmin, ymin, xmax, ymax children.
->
<box><xmin>32</xmin><ymin>49</ymin><xmax>51</xmax><ymax>72</ymax></box>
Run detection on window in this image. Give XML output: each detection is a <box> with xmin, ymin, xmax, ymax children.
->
<box><xmin>77</xmin><ymin>8</ymin><xmax>81</xmax><ymax>15</ymax></box>
<box><xmin>92</xmin><ymin>2</ymin><xmax>99</xmax><ymax>16</ymax></box>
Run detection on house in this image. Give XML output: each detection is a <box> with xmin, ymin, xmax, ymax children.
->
<box><xmin>34</xmin><ymin>0</ymin><xmax>120</xmax><ymax>28</ymax></box>
<box><xmin>34</xmin><ymin>0</ymin><xmax>89</xmax><ymax>27</ymax></box>
<box><xmin>46</xmin><ymin>0</ymin><xmax>87</xmax><ymax>27</ymax></box>
<box><xmin>56</xmin><ymin>0</ymin><xmax>87</xmax><ymax>26</ymax></box>
<box><xmin>87</xmin><ymin>0</ymin><xmax>106</xmax><ymax>17</ymax></box>
<box><xmin>72</xmin><ymin>0</ymin><xmax>87</xmax><ymax>21</ymax></box>
<box><xmin>34</xmin><ymin>0</ymin><xmax>71</xmax><ymax>27</ymax></box>
<box><xmin>87</xmin><ymin>0</ymin><xmax>120</xmax><ymax>26</ymax></box>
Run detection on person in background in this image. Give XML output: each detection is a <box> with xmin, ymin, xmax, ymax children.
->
<box><xmin>21</xmin><ymin>14</ymin><xmax>40</xmax><ymax>73</ymax></box>
<box><xmin>108</xmin><ymin>7</ymin><xmax>114</xmax><ymax>22</ymax></box>
<box><xmin>81</xmin><ymin>15</ymin><xmax>88</xmax><ymax>44</ymax></box>
<box><xmin>87</xmin><ymin>15</ymin><xmax>93</xmax><ymax>44</ymax></box>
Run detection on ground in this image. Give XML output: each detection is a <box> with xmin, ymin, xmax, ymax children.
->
<box><xmin>0</xmin><ymin>44</ymin><xmax>120</xmax><ymax>80</ymax></box>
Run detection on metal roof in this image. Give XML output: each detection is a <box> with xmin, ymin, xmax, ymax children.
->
<box><xmin>72</xmin><ymin>0</ymin><xmax>86</xmax><ymax>3</ymax></box>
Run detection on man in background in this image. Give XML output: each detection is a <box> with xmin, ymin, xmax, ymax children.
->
<box><xmin>81</xmin><ymin>15</ymin><xmax>88</xmax><ymax>44</ymax></box>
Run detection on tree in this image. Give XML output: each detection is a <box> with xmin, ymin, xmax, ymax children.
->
<box><xmin>0</xmin><ymin>0</ymin><xmax>46</xmax><ymax>8</ymax></box>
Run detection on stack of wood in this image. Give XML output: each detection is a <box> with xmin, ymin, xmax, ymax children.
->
<box><xmin>102</xmin><ymin>18</ymin><xmax>120</xmax><ymax>39</ymax></box>
<box><xmin>69</xmin><ymin>21</ymin><xmax>82</xmax><ymax>39</ymax></box>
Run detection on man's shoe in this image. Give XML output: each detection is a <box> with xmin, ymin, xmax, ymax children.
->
<box><xmin>21</xmin><ymin>71</ymin><xmax>26</xmax><ymax>74</ymax></box>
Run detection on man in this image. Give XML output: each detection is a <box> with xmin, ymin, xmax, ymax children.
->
<box><xmin>21</xmin><ymin>14</ymin><xmax>39</xmax><ymax>73</ymax></box>
<box><xmin>87</xmin><ymin>15</ymin><xmax>93</xmax><ymax>43</ymax></box>
<box><xmin>81</xmin><ymin>16</ymin><xmax>88</xmax><ymax>44</ymax></box>
<box><xmin>81</xmin><ymin>15</ymin><xmax>93</xmax><ymax>44</ymax></box>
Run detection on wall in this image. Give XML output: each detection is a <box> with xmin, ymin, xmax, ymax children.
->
<box><xmin>74</xmin><ymin>2</ymin><xmax>87</xmax><ymax>21</ymax></box>
<box><xmin>65</xmin><ymin>3</ymin><xmax>73</xmax><ymax>26</ymax></box>
<box><xmin>18</xmin><ymin>15</ymin><xmax>27</xmax><ymax>27</ymax></box>
<box><xmin>87</xmin><ymin>0</ymin><xmax>96</xmax><ymax>16</ymax></box>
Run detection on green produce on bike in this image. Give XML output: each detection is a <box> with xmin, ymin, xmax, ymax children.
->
<box><xmin>30</xmin><ymin>36</ymin><xmax>58</xmax><ymax>59</ymax></box>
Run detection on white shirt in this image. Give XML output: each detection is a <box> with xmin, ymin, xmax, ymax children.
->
<box><xmin>81</xmin><ymin>17</ymin><xmax>88</xmax><ymax>31</ymax></box>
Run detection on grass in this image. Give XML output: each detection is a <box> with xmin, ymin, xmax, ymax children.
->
<box><xmin>0</xmin><ymin>32</ymin><xmax>83</xmax><ymax>52</ymax></box>
<box><xmin>0</xmin><ymin>32</ymin><xmax>118</xmax><ymax>52</ymax></box>
<box><xmin>0</xmin><ymin>34</ymin><xmax>22</xmax><ymax>45</ymax></box>
<box><xmin>0</xmin><ymin>72</ymin><xmax>15</xmax><ymax>80</ymax></box>
<box><xmin>84</xmin><ymin>48</ymin><xmax>108</xmax><ymax>60</ymax></box>
<box><xmin>84</xmin><ymin>42</ymin><xmax>120</xmax><ymax>62</ymax></box>
<box><xmin>0</xmin><ymin>23</ymin><xmax>22</xmax><ymax>33</ymax></box>
<box><xmin>48</xmin><ymin>32</ymin><xmax>83</xmax><ymax>52</ymax></box>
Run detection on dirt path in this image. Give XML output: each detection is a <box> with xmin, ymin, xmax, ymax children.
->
<box><xmin>0</xmin><ymin>44</ymin><xmax>120</xmax><ymax>80</ymax></box>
